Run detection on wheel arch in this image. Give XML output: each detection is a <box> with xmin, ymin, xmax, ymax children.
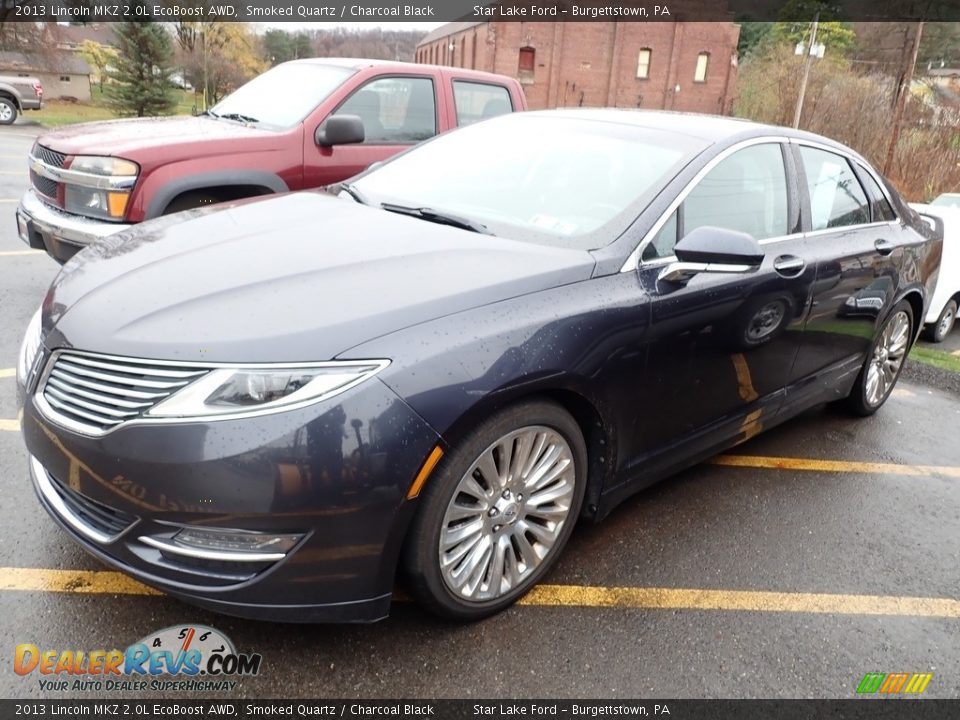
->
<box><xmin>0</xmin><ymin>90</ymin><xmax>19</xmax><ymax>110</ymax></box>
<box><xmin>896</xmin><ymin>288</ymin><xmax>925</xmax><ymax>346</ymax></box>
<box><xmin>144</xmin><ymin>171</ymin><xmax>289</xmax><ymax>219</ymax></box>
<box><xmin>436</xmin><ymin>382</ymin><xmax>614</xmax><ymax>522</ymax></box>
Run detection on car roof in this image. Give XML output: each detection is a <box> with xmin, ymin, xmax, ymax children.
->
<box><xmin>289</xmin><ymin>57</ymin><xmax>515</xmax><ymax>82</ymax></box>
<box><xmin>520</xmin><ymin>108</ymin><xmax>858</xmax><ymax>157</ymax></box>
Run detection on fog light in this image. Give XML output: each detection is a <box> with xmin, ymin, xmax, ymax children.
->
<box><xmin>16</xmin><ymin>212</ymin><xmax>29</xmax><ymax>243</ymax></box>
<box><xmin>139</xmin><ymin>528</ymin><xmax>303</xmax><ymax>562</ymax></box>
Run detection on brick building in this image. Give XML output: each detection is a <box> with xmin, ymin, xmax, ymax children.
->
<box><xmin>416</xmin><ymin>21</ymin><xmax>740</xmax><ymax>115</ymax></box>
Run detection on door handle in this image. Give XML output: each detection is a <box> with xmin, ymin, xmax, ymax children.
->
<box><xmin>773</xmin><ymin>255</ymin><xmax>805</xmax><ymax>277</ymax></box>
<box><xmin>875</xmin><ymin>238</ymin><xmax>895</xmax><ymax>256</ymax></box>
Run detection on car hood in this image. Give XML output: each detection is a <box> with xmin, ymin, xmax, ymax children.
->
<box><xmin>36</xmin><ymin>116</ymin><xmax>285</xmax><ymax>160</ymax></box>
<box><xmin>43</xmin><ymin>192</ymin><xmax>595</xmax><ymax>363</ymax></box>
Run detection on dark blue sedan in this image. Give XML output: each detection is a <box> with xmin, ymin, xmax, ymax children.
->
<box><xmin>17</xmin><ymin>110</ymin><xmax>941</xmax><ymax>622</ymax></box>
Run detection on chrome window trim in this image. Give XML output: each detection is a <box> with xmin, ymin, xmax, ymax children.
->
<box><xmin>29</xmin><ymin>455</ymin><xmax>138</xmax><ymax>545</ymax></box>
<box><xmin>620</xmin><ymin>136</ymin><xmax>790</xmax><ymax>273</ymax></box>
<box><xmin>790</xmin><ymin>138</ymin><xmax>901</xmax><ymax>225</ymax></box>
<box><xmin>29</xmin><ymin>153</ymin><xmax>138</xmax><ymax>191</ymax></box>
<box><xmin>33</xmin><ymin>349</ymin><xmax>390</xmax><ymax>438</ymax></box>
<box><xmin>622</xmin><ymin>135</ymin><xmax>906</xmax><ymax>274</ymax></box>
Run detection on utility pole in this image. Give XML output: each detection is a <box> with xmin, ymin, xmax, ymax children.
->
<box><xmin>884</xmin><ymin>22</ymin><xmax>924</xmax><ymax>176</ymax></box>
<box><xmin>792</xmin><ymin>12</ymin><xmax>819</xmax><ymax>129</ymax></box>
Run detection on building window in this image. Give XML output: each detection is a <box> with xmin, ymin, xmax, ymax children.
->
<box><xmin>60</xmin><ymin>75</ymin><xmax>71</xmax><ymax>82</ymax></box>
<box><xmin>518</xmin><ymin>46</ymin><xmax>535</xmax><ymax>84</ymax></box>
<box><xmin>694</xmin><ymin>53</ymin><xmax>709</xmax><ymax>82</ymax></box>
<box><xmin>637</xmin><ymin>49</ymin><xmax>651</xmax><ymax>79</ymax></box>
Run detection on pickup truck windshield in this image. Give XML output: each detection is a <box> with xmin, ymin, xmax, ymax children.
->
<box><xmin>210</xmin><ymin>63</ymin><xmax>353</xmax><ymax>130</ymax></box>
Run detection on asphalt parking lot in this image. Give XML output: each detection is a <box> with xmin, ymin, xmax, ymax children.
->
<box><xmin>1</xmin><ymin>126</ymin><xmax>958</xmax><ymax>700</ymax></box>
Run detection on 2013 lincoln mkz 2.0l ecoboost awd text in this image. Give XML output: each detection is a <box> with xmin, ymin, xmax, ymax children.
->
<box><xmin>17</xmin><ymin>110</ymin><xmax>941</xmax><ymax>622</ymax></box>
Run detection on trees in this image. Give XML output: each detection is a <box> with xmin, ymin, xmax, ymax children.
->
<box><xmin>174</xmin><ymin>22</ymin><xmax>268</xmax><ymax>105</ymax></box>
<box><xmin>77</xmin><ymin>39</ymin><xmax>119</xmax><ymax>91</ymax></box>
<box><xmin>107</xmin><ymin>19</ymin><xmax>176</xmax><ymax>117</ymax></box>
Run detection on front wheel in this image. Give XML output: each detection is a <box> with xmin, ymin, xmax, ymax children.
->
<box><xmin>402</xmin><ymin>400</ymin><xmax>587</xmax><ymax>620</ymax></box>
<box><xmin>923</xmin><ymin>299</ymin><xmax>957</xmax><ymax>343</ymax></box>
<box><xmin>846</xmin><ymin>300</ymin><xmax>913</xmax><ymax>416</ymax></box>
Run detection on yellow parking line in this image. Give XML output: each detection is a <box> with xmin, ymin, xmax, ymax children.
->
<box><xmin>0</xmin><ymin>368</ymin><xmax>13</xmax><ymax>378</ymax></box>
<box><xmin>521</xmin><ymin>585</ymin><xmax>960</xmax><ymax>618</ymax></box>
<box><xmin>0</xmin><ymin>198</ymin><xmax>21</xmax><ymax>202</ymax></box>
<box><xmin>0</xmin><ymin>419</ymin><xmax>18</xmax><ymax>432</ymax></box>
<box><xmin>0</xmin><ymin>170</ymin><xmax>26</xmax><ymax>174</ymax></box>
<box><xmin>952</xmin><ymin>350</ymin><xmax>960</xmax><ymax>358</ymax></box>
<box><xmin>712</xmin><ymin>454</ymin><xmax>960</xmax><ymax>479</ymax></box>
<box><xmin>0</xmin><ymin>567</ymin><xmax>956</xmax><ymax>618</ymax></box>
<box><xmin>0</xmin><ymin>568</ymin><xmax>160</xmax><ymax>596</ymax></box>
<box><xmin>0</xmin><ymin>250</ymin><xmax>43</xmax><ymax>257</ymax></box>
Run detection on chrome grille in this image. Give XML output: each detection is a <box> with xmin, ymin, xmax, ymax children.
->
<box><xmin>29</xmin><ymin>168</ymin><xmax>58</xmax><ymax>199</ymax></box>
<box><xmin>33</xmin><ymin>144</ymin><xmax>67</xmax><ymax>168</ymax></box>
<box><xmin>39</xmin><ymin>351</ymin><xmax>209</xmax><ymax>434</ymax></box>
<box><xmin>49</xmin><ymin>471</ymin><xmax>137</xmax><ymax>539</ymax></box>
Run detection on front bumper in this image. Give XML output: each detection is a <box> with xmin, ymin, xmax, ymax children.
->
<box><xmin>17</xmin><ymin>188</ymin><xmax>130</xmax><ymax>264</ymax></box>
<box><xmin>21</xmin><ymin>373</ymin><xmax>441</xmax><ymax>622</ymax></box>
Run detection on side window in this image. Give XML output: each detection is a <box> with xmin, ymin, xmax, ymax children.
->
<box><xmin>642</xmin><ymin>209</ymin><xmax>678</xmax><ymax>262</ymax></box>
<box><xmin>858</xmin><ymin>167</ymin><xmax>897</xmax><ymax>222</ymax></box>
<box><xmin>799</xmin><ymin>147</ymin><xmax>870</xmax><ymax>230</ymax></box>
<box><xmin>336</xmin><ymin>77</ymin><xmax>436</xmax><ymax>145</ymax></box>
<box><xmin>683</xmin><ymin>143</ymin><xmax>789</xmax><ymax>241</ymax></box>
<box><xmin>453</xmin><ymin>81</ymin><xmax>512</xmax><ymax>127</ymax></box>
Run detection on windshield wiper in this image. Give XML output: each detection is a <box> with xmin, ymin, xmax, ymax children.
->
<box><xmin>381</xmin><ymin>203</ymin><xmax>493</xmax><ymax>235</ymax></box>
<box><xmin>217</xmin><ymin>112</ymin><xmax>259</xmax><ymax>124</ymax></box>
<box><xmin>337</xmin><ymin>182</ymin><xmax>369</xmax><ymax>206</ymax></box>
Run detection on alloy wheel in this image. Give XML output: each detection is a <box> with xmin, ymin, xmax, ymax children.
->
<box><xmin>938</xmin><ymin>307</ymin><xmax>955</xmax><ymax>338</ymax></box>
<box><xmin>0</xmin><ymin>104</ymin><xmax>12</xmax><ymax>122</ymax></box>
<box><xmin>438</xmin><ymin>426</ymin><xmax>576</xmax><ymax>602</ymax></box>
<box><xmin>865</xmin><ymin>310</ymin><xmax>910</xmax><ymax>406</ymax></box>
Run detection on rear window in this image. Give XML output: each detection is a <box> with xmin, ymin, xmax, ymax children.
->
<box><xmin>453</xmin><ymin>81</ymin><xmax>513</xmax><ymax>127</ymax></box>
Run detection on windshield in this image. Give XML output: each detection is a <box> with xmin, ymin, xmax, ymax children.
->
<box><xmin>210</xmin><ymin>63</ymin><xmax>353</xmax><ymax>130</ymax></box>
<box><xmin>351</xmin><ymin>114</ymin><xmax>707</xmax><ymax>249</ymax></box>
<box><xmin>931</xmin><ymin>194</ymin><xmax>960</xmax><ymax>208</ymax></box>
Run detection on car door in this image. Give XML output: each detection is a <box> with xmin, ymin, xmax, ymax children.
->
<box><xmin>303</xmin><ymin>75</ymin><xmax>440</xmax><ymax>188</ymax></box>
<box><xmin>629</xmin><ymin>140</ymin><xmax>817</xmax><ymax>474</ymax></box>
<box><xmin>785</xmin><ymin>143</ymin><xmax>902</xmax><ymax>399</ymax></box>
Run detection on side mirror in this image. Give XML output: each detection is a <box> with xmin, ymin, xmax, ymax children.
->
<box><xmin>315</xmin><ymin>115</ymin><xmax>365</xmax><ymax>147</ymax></box>
<box><xmin>659</xmin><ymin>226</ymin><xmax>764</xmax><ymax>284</ymax></box>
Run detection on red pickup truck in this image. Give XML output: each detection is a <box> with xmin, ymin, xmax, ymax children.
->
<box><xmin>18</xmin><ymin>58</ymin><xmax>526</xmax><ymax>263</ymax></box>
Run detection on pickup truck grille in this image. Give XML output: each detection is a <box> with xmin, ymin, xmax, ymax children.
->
<box><xmin>33</xmin><ymin>144</ymin><xmax>66</xmax><ymax>168</ymax></box>
<box><xmin>29</xmin><ymin>168</ymin><xmax>58</xmax><ymax>200</ymax></box>
<box><xmin>39</xmin><ymin>351</ymin><xmax>209</xmax><ymax>434</ymax></box>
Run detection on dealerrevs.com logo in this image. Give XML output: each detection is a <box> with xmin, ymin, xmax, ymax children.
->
<box><xmin>14</xmin><ymin>625</ymin><xmax>262</xmax><ymax>693</ymax></box>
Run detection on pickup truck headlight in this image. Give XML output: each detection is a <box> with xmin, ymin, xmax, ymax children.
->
<box><xmin>63</xmin><ymin>155</ymin><xmax>138</xmax><ymax>221</ymax></box>
<box><xmin>146</xmin><ymin>361</ymin><xmax>389</xmax><ymax>419</ymax></box>
<box><xmin>17</xmin><ymin>308</ymin><xmax>43</xmax><ymax>387</ymax></box>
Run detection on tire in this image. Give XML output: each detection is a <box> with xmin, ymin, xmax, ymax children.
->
<box><xmin>0</xmin><ymin>97</ymin><xmax>17</xmax><ymax>125</ymax></box>
<box><xmin>923</xmin><ymin>299</ymin><xmax>957</xmax><ymax>343</ymax></box>
<box><xmin>162</xmin><ymin>192</ymin><xmax>220</xmax><ymax>215</ymax></box>
<box><xmin>845</xmin><ymin>300</ymin><xmax>913</xmax><ymax>416</ymax></box>
<box><xmin>402</xmin><ymin>400</ymin><xmax>587</xmax><ymax>621</ymax></box>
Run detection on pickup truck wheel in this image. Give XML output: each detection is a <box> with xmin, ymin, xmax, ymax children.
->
<box><xmin>923</xmin><ymin>299</ymin><xmax>957</xmax><ymax>343</ymax></box>
<box><xmin>0</xmin><ymin>98</ymin><xmax>17</xmax><ymax>125</ymax></box>
<box><xmin>162</xmin><ymin>192</ymin><xmax>220</xmax><ymax>215</ymax></box>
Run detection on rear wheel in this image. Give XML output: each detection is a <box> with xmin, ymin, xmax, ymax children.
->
<box><xmin>402</xmin><ymin>400</ymin><xmax>586</xmax><ymax>620</ymax></box>
<box><xmin>0</xmin><ymin>98</ymin><xmax>17</xmax><ymax>125</ymax></box>
<box><xmin>923</xmin><ymin>299</ymin><xmax>957</xmax><ymax>343</ymax></box>
<box><xmin>846</xmin><ymin>300</ymin><xmax>913</xmax><ymax>416</ymax></box>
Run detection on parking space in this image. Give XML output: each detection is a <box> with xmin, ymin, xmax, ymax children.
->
<box><xmin>1</xmin><ymin>138</ymin><xmax>958</xmax><ymax>699</ymax></box>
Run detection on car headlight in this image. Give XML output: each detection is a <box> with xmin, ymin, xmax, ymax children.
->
<box><xmin>17</xmin><ymin>308</ymin><xmax>43</xmax><ymax>386</ymax></box>
<box><xmin>146</xmin><ymin>361</ymin><xmax>389</xmax><ymax>419</ymax></box>
<box><xmin>64</xmin><ymin>156</ymin><xmax>138</xmax><ymax>221</ymax></box>
<box><xmin>70</xmin><ymin>155</ymin><xmax>139</xmax><ymax>176</ymax></box>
